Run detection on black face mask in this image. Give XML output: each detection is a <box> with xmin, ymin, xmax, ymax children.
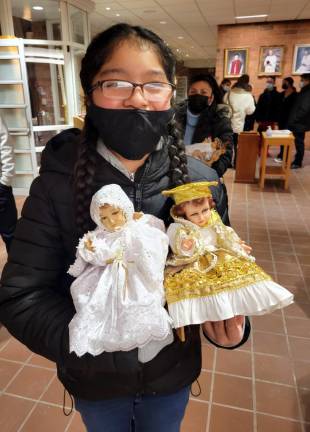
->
<box><xmin>282</xmin><ymin>83</ymin><xmax>289</xmax><ymax>90</ymax></box>
<box><xmin>87</xmin><ymin>104</ymin><xmax>174</xmax><ymax>160</ymax></box>
<box><xmin>188</xmin><ymin>94</ymin><xmax>209</xmax><ymax>114</ymax></box>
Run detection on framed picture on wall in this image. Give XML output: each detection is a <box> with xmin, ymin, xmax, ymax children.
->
<box><xmin>224</xmin><ymin>48</ymin><xmax>248</xmax><ymax>78</ymax></box>
<box><xmin>258</xmin><ymin>46</ymin><xmax>284</xmax><ymax>76</ymax></box>
<box><xmin>292</xmin><ymin>44</ymin><xmax>310</xmax><ymax>74</ymax></box>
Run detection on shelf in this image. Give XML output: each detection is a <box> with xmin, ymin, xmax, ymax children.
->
<box><xmin>265</xmin><ymin>166</ymin><xmax>286</xmax><ymax>176</ymax></box>
<box><xmin>0</xmin><ymin>55</ymin><xmax>20</xmax><ymax>60</ymax></box>
<box><xmin>8</xmin><ymin>128</ymin><xmax>29</xmax><ymax>135</ymax></box>
<box><xmin>15</xmin><ymin>171</ymin><xmax>34</xmax><ymax>175</ymax></box>
<box><xmin>0</xmin><ymin>80</ymin><xmax>23</xmax><ymax>85</ymax></box>
<box><xmin>14</xmin><ymin>150</ymin><xmax>31</xmax><ymax>154</ymax></box>
<box><xmin>0</xmin><ymin>104</ymin><xmax>27</xmax><ymax>109</ymax></box>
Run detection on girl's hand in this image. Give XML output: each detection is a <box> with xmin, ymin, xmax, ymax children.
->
<box><xmin>240</xmin><ymin>239</ymin><xmax>252</xmax><ymax>254</ymax></box>
<box><xmin>202</xmin><ymin>316</ymin><xmax>245</xmax><ymax>347</ymax></box>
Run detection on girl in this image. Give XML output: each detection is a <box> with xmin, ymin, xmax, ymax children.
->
<box><xmin>0</xmin><ymin>24</ymin><xmax>249</xmax><ymax>432</ymax></box>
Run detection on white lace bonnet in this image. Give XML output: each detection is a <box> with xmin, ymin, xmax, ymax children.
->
<box><xmin>90</xmin><ymin>184</ymin><xmax>134</xmax><ymax>227</ymax></box>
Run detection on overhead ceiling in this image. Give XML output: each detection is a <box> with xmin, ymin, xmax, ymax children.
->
<box><xmin>90</xmin><ymin>0</ymin><xmax>310</xmax><ymax>66</ymax></box>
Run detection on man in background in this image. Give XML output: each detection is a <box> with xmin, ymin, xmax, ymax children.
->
<box><xmin>0</xmin><ymin>115</ymin><xmax>17</xmax><ymax>252</ymax></box>
<box><xmin>288</xmin><ymin>73</ymin><xmax>310</xmax><ymax>169</ymax></box>
<box><xmin>255</xmin><ymin>76</ymin><xmax>281</xmax><ymax>133</ymax></box>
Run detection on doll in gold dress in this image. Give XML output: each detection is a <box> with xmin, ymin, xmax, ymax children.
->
<box><xmin>162</xmin><ymin>182</ymin><xmax>293</xmax><ymax>335</ymax></box>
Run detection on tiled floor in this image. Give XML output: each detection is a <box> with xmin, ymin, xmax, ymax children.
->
<box><xmin>0</xmin><ymin>149</ymin><xmax>310</xmax><ymax>432</ymax></box>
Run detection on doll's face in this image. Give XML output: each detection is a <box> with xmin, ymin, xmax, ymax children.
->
<box><xmin>99</xmin><ymin>205</ymin><xmax>127</xmax><ymax>231</ymax></box>
<box><xmin>183</xmin><ymin>199</ymin><xmax>211</xmax><ymax>227</ymax></box>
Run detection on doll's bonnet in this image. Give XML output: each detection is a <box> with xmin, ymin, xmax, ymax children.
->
<box><xmin>90</xmin><ymin>184</ymin><xmax>134</xmax><ymax>228</ymax></box>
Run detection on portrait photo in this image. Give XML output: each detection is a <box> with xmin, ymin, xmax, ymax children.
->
<box><xmin>224</xmin><ymin>48</ymin><xmax>248</xmax><ymax>78</ymax></box>
<box><xmin>258</xmin><ymin>46</ymin><xmax>284</xmax><ymax>76</ymax></box>
<box><xmin>292</xmin><ymin>44</ymin><xmax>310</xmax><ymax>74</ymax></box>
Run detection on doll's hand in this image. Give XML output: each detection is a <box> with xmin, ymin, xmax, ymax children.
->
<box><xmin>181</xmin><ymin>238</ymin><xmax>195</xmax><ymax>251</ymax></box>
<box><xmin>239</xmin><ymin>240</ymin><xmax>252</xmax><ymax>254</ymax></box>
<box><xmin>202</xmin><ymin>316</ymin><xmax>245</xmax><ymax>347</ymax></box>
<box><xmin>133</xmin><ymin>211</ymin><xmax>144</xmax><ymax>220</ymax></box>
<box><xmin>84</xmin><ymin>238</ymin><xmax>95</xmax><ymax>252</ymax></box>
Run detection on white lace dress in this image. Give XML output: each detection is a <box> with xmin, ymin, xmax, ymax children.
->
<box><xmin>68</xmin><ymin>184</ymin><xmax>173</xmax><ymax>362</ymax></box>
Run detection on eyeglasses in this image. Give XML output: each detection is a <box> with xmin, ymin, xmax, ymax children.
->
<box><xmin>88</xmin><ymin>79</ymin><xmax>175</xmax><ymax>102</ymax></box>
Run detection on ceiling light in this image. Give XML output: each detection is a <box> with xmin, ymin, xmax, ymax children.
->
<box><xmin>116</xmin><ymin>13</ymin><xmax>120</xmax><ymax>16</ymax></box>
<box><xmin>160</xmin><ymin>21</ymin><xmax>167</xmax><ymax>24</ymax></box>
<box><xmin>177</xmin><ymin>36</ymin><xmax>184</xmax><ymax>39</ymax></box>
<box><xmin>105</xmin><ymin>7</ymin><xmax>111</xmax><ymax>10</ymax></box>
<box><xmin>32</xmin><ymin>6</ymin><xmax>44</xmax><ymax>10</ymax></box>
<box><xmin>235</xmin><ymin>14</ymin><xmax>268</xmax><ymax>19</ymax></box>
<box><xmin>185</xmin><ymin>54</ymin><xmax>189</xmax><ymax>57</ymax></box>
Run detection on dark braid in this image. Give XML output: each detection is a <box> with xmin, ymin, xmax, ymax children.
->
<box><xmin>167</xmin><ymin>116</ymin><xmax>190</xmax><ymax>186</ymax></box>
<box><xmin>74</xmin><ymin>115</ymin><xmax>98</xmax><ymax>233</ymax></box>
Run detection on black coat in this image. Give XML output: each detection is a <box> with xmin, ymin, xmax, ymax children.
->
<box><xmin>0</xmin><ymin>129</ymin><xmax>249</xmax><ymax>401</ymax></box>
<box><xmin>288</xmin><ymin>84</ymin><xmax>310</xmax><ymax>132</ymax></box>
<box><xmin>278</xmin><ymin>91</ymin><xmax>298</xmax><ymax>129</ymax></box>
<box><xmin>175</xmin><ymin>101</ymin><xmax>233</xmax><ymax>178</ymax></box>
<box><xmin>254</xmin><ymin>88</ymin><xmax>281</xmax><ymax>123</ymax></box>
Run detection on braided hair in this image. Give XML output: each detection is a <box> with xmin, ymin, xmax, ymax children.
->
<box><xmin>74</xmin><ymin>23</ymin><xmax>189</xmax><ymax>232</ymax></box>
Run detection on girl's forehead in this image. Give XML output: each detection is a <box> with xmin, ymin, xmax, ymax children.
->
<box><xmin>97</xmin><ymin>40</ymin><xmax>167</xmax><ymax>80</ymax></box>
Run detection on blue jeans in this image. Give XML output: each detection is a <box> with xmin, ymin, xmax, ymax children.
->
<box><xmin>75</xmin><ymin>386</ymin><xmax>190</xmax><ymax>432</ymax></box>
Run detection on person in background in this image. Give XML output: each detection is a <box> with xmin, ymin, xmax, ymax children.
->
<box><xmin>243</xmin><ymin>84</ymin><xmax>256</xmax><ymax>132</ymax></box>
<box><xmin>255</xmin><ymin>76</ymin><xmax>281</xmax><ymax>133</ymax></box>
<box><xmin>0</xmin><ymin>115</ymin><xmax>17</xmax><ymax>252</ymax></box>
<box><xmin>288</xmin><ymin>73</ymin><xmax>310</xmax><ymax>169</ymax></box>
<box><xmin>219</xmin><ymin>78</ymin><xmax>231</xmax><ymax>100</ymax></box>
<box><xmin>274</xmin><ymin>77</ymin><xmax>297</xmax><ymax>163</ymax></box>
<box><xmin>175</xmin><ymin>73</ymin><xmax>233</xmax><ymax>179</ymax></box>
<box><xmin>0</xmin><ymin>24</ymin><xmax>249</xmax><ymax>432</ymax></box>
<box><xmin>224</xmin><ymin>74</ymin><xmax>255</xmax><ymax>167</ymax></box>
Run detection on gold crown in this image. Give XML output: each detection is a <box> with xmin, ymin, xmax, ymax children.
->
<box><xmin>162</xmin><ymin>181</ymin><xmax>218</xmax><ymax>205</ymax></box>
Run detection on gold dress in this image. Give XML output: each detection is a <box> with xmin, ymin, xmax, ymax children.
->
<box><xmin>164</xmin><ymin>209</ymin><xmax>293</xmax><ymax>327</ymax></box>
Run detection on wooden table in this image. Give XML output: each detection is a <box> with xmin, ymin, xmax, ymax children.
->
<box><xmin>259</xmin><ymin>132</ymin><xmax>294</xmax><ymax>190</ymax></box>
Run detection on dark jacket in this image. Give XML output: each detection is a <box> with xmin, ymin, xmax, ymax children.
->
<box><xmin>0</xmin><ymin>129</ymin><xmax>249</xmax><ymax>401</ymax></box>
<box><xmin>288</xmin><ymin>84</ymin><xmax>310</xmax><ymax>132</ymax></box>
<box><xmin>254</xmin><ymin>88</ymin><xmax>281</xmax><ymax>123</ymax></box>
<box><xmin>278</xmin><ymin>91</ymin><xmax>298</xmax><ymax>129</ymax></box>
<box><xmin>175</xmin><ymin>101</ymin><xmax>233</xmax><ymax>178</ymax></box>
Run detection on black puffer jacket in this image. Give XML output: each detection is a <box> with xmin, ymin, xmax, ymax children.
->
<box><xmin>0</xmin><ymin>129</ymin><xmax>247</xmax><ymax>401</ymax></box>
<box><xmin>254</xmin><ymin>88</ymin><xmax>281</xmax><ymax>123</ymax></box>
<box><xmin>288</xmin><ymin>84</ymin><xmax>310</xmax><ymax>133</ymax></box>
<box><xmin>175</xmin><ymin>101</ymin><xmax>233</xmax><ymax>178</ymax></box>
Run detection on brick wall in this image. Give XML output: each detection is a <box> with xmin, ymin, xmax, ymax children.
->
<box><xmin>216</xmin><ymin>20</ymin><xmax>310</xmax><ymax>98</ymax></box>
<box><xmin>216</xmin><ymin>20</ymin><xmax>310</xmax><ymax>147</ymax></box>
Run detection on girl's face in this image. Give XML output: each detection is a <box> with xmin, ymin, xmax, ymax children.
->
<box><xmin>99</xmin><ymin>205</ymin><xmax>126</xmax><ymax>231</ymax></box>
<box><xmin>183</xmin><ymin>199</ymin><xmax>211</xmax><ymax>227</ymax></box>
<box><xmin>91</xmin><ymin>40</ymin><xmax>172</xmax><ymax>111</ymax></box>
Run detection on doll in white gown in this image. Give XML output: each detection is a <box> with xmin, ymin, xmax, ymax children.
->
<box><xmin>68</xmin><ymin>184</ymin><xmax>173</xmax><ymax>363</ymax></box>
<box><xmin>162</xmin><ymin>182</ymin><xmax>293</xmax><ymax>336</ymax></box>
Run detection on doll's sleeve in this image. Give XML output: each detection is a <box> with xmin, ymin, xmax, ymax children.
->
<box><xmin>140</xmin><ymin>214</ymin><xmax>166</xmax><ymax>232</ymax></box>
<box><xmin>67</xmin><ymin>254</ymin><xmax>88</xmax><ymax>277</ymax></box>
<box><xmin>167</xmin><ymin>223</ymin><xmax>201</xmax><ymax>258</ymax></box>
<box><xmin>77</xmin><ymin>232</ymin><xmax>121</xmax><ymax>266</ymax></box>
<box><xmin>214</xmin><ymin>221</ymin><xmax>255</xmax><ymax>261</ymax></box>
